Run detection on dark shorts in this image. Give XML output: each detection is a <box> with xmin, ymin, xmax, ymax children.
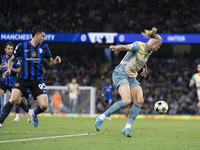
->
<box><xmin>104</xmin><ymin>99</ymin><xmax>113</xmax><ymax>105</ymax></box>
<box><xmin>13</xmin><ymin>78</ymin><xmax>47</xmax><ymax>100</ymax></box>
<box><xmin>0</xmin><ymin>80</ymin><xmax>12</xmax><ymax>93</ymax></box>
<box><xmin>22</xmin><ymin>89</ymin><xmax>32</xmax><ymax>101</ymax></box>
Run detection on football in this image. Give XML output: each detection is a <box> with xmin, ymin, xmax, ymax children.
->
<box><xmin>154</xmin><ymin>100</ymin><xmax>168</xmax><ymax>114</ymax></box>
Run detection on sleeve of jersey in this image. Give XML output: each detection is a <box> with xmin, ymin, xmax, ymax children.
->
<box><xmin>190</xmin><ymin>75</ymin><xmax>195</xmax><ymax>82</ymax></box>
<box><xmin>13</xmin><ymin>58</ymin><xmax>20</xmax><ymax>68</ymax></box>
<box><xmin>128</xmin><ymin>42</ymin><xmax>140</xmax><ymax>53</ymax></box>
<box><xmin>44</xmin><ymin>44</ymin><xmax>52</xmax><ymax>59</ymax></box>
<box><xmin>13</xmin><ymin>43</ymin><xmax>22</xmax><ymax>57</ymax></box>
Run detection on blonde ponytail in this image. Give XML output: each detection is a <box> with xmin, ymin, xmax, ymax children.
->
<box><xmin>142</xmin><ymin>27</ymin><xmax>162</xmax><ymax>43</ymax></box>
<box><xmin>142</xmin><ymin>27</ymin><xmax>158</xmax><ymax>38</ymax></box>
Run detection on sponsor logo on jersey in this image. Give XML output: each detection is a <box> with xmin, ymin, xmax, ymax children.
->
<box><xmin>122</xmin><ymin>79</ymin><xmax>127</xmax><ymax>83</ymax></box>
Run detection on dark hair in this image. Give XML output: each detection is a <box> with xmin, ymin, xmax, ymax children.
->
<box><xmin>32</xmin><ymin>26</ymin><xmax>46</xmax><ymax>37</ymax></box>
<box><xmin>5</xmin><ymin>41</ymin><xmax>14</xmax><ymax>49</ymax></box>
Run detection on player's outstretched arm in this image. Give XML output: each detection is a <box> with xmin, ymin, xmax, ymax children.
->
<box><xmin>0</xmin><ymin>64</ymin><xmax>3</xmax><ymax>71</ymax></box>
<box><xmin>3</xmin><ymin>55</ymin><xmax>15</xmax><ymax>78</ymax></box>
<box><xmin>140</xmin><ymin>64</ymin><xmax>148</xmax><ymax>78</ymax></box>
<box><xmin>11</xmin><ymin>67</ymin><xmax>20</xmax><ymax>73</ymax></box>
<box><xmin>189</xmin><ymin>81</ymin><xmax>195</xmax><ymax>87</ymax></box>
<box><xmin>46</xmin><ymin>56</ymin><xmax>61</xmax><ymax>66</ymax></box>
<box><xmin>109</xmin><ymin>44</ymin><xmax>131</xmax><ymax>52</ymax></box>
<box><xmin>65</xmin><ymin>89</ymin><xmax>72</xmax><ymax>92</ymax></box>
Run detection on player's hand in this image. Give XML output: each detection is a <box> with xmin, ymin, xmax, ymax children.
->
<box><xmin>55</xmin><ymin>56</ymin><xmax>61</xmax><ymax>64</ymax></box>
<box><xmin>3</xmin><ymin>69</ymin><xmax>11</xmax><ymax>78</ymax></box>
<box><xmin>109</xmin><ymin>45</ymin><xmax>117</xmax><ymax>51</ymax></box>
<box><xmin>140</xmin><ymin>67</ymin><xmax>148</xmax><ymax>78</ymax></box>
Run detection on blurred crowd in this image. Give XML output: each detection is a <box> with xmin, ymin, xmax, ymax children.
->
<box><xmin>1</xmin><ymin>0</ymin><xmax>200</xmax><ymax>33</ymax></box>
<box><xmin>44</xmin><ymin>55</ymin><xmax>101</xmax><ymax>86</ymax></box>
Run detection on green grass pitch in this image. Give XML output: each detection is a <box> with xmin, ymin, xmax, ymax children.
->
<box><xmin>0</xmin><ymin>116</ymin><xmax>200</xmax><ymax>150</ymax></box>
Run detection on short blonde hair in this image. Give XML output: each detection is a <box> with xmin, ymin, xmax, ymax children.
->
<box><xmin>142</xmin><ymin>27</ymin><xmax>162</xmax><ymax>43</ymax></box>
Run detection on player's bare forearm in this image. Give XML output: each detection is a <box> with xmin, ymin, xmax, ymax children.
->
<box><xmin>11</xmin><ymin>67</ymin><xmax>20</xmax><ymax>73</ymax></box>
<box><xmin>6</xmin><ymin>56</ymin><xmax>16</xmax><ymax>75</ymax></box>
<box><xmin>77</xmin><ymin>90</ymin><xmax>80</xmax><ymax>96</ymax></box>
<box><xmin>47</xmin><ymin>56</ymin><xmax>61</xmax><ymax>66</ymax></box>
<box><xmin>189</xmin><ymin>82</ymin><xmax>195</xmax><ymax>87</ymax></box>
<box><xmin>0</xmin><ymin>64</ymin><xmax>2</xmax><ymax>71</ymax></box>
<box><xmin>109</xmin><ymin>45</ymin><xmax>131</xmax><ymax>52</ymax></box>
<box><xmin>140</xmin><ymin>64</ymin><xmax>148</xmax><ymax>78</ymax></box>
<box><xmin>65</xmin><ymin>89</ymin><xmax>72</xmax><ymax>92</ymax></box>
<box><xmin>143</xmin><ymin>64</ymin><xmax>147</xmax><ymax>69</ymax></box>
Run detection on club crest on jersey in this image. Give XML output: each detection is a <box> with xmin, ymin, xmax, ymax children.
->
<box><xmin>14</xmin><ymin>83</ymin><xmax>19</xmax><ymax>87</ymax></box>
<box><xmin>122</xmin><ymin>79</ymin><xmax>127</xmax><ymax>83</ymax></box>
<box><xmin>39</xmin><ymin>48</ymin><xmax>43</xmax><ymax>53</ymax></box>
<box><xmin>32</xmin><ymin>52</ymin><xmax>36</xmax><ymax>57</ymax></box>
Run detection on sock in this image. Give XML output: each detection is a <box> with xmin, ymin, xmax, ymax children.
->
<box><xmin>27</xmin><ymin>103</ymin><xmax>31</xmax><ymax>109</ymax></box>
<box><xmin>34</xmin><ymin>106</ymin><xmax>45</xmax><ymax>115</ymax></box>
<box><xmin>19</xmin><ymin>101</ymin><xmax>29</xmax><ymax>113</ymax></box>
<box><xmin>72</xmin><ymin>108</ymin><xmax>75</xmax><ymax>115</ymax></box>
<box><xmin>15</xmin><ymin>113</ymin><xmax>19</xmax><ymax>119</ymax></box>
<box><xmin>15</xmin><ymin>105</ymin><xmax>20</xmax><ymax>113</ymax></box>
<box><xmin>125</xmin><ymin>124</ymin><xmax>131</xmax><ymax>129</ymax></box>
<box><xmin>127</xmin><ymin>103</ymin><xmax>142</xmax><ymax>126</ymax></box>
<box><xmin>99</xmin><ymin>114</ymin><xmax>106</xmax><ymax>120</ymax></box>
<box><xmin>0</xmin><ymin>102</ymin><xmax>14</xmax><ymax>124</ymax></box>
<box><xmin>104</xmin><ymin>100</ymin><xmax>126</xmax><ymax>118</ymax></box>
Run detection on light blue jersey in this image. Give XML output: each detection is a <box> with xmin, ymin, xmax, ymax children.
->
<box><xmin>190</xmin><ymin>73</ymin><xmax>200</xmax><ymax>88</ymax></box>
<box><xmin>190</xmin><ymin>73</ymin><xmax>200</xmax><ymax>100</ymax></box>
<box><xmin>112</xmin><ymin>41</ymin><xmax>152</xmax><ymax>89</ymax></box>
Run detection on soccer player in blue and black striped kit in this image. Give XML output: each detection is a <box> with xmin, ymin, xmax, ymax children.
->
<box><xmin>0</xmin><ymin>42</ymin><xmax>31</xmax><ymax>122</ymax></box>
<box><xmin>0</xmin><ymin>26</ymin><xmax>61</xmax><ymax>129</ymax></box>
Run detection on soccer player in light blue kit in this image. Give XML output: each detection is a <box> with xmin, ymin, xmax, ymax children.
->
<box><xmin>95</xmin><ymin>27</ymin><xmax>162</xmax><ymax>137</ymax></box>
<box><xmin>189</xmin><ymin>63</ymin><xmax>200</xmax><ymax>110</ymax></box>
<box><xmin>66</xmin><ymin>78</ymin><xmax>80</xmax><ymax>119</ymax></box>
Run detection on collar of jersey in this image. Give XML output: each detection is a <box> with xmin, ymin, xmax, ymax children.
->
<box><xmin>28</xmin><ymin>40</ymin><xmax>41</xmax><ymax>48</ymax></box>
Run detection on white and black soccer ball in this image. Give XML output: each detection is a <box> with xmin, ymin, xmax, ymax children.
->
<box><xmin>154</xmin><ymin>100</ymin><xmax>168</xmax><ymax>114</ymax></box>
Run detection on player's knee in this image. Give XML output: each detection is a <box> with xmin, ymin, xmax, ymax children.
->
<box><xmin>40</xmin><ymin>104</ymin><xmax>48</xmax><ymax>110</ymax></box>
<box><xmin>123</xmin><ymin>99</ymin><xmax>132</xmax><ymax>105</ymax></box>
<box><xmin>136</xmin><ymin>98</ymin><xmax>144</xmax><ymax>105</ymax></box>
<box><xmin>9</xmin><ymin>98</ymin><xmax>20</xmax><ymax>105</ymax></box>
<box><xmin>40</xmin><ymin>103</ymin><xmax>48</xmax><ymax>110</ymax></box>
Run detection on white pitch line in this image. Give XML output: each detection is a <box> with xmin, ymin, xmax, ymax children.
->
<box><xmin>0</xmin><ymin>133</ymin><xmax>95</xmax><ymax>144</ymax></box>
<box><xmin>1</xmin><ymin>131</ymin><xmax>70</xmax><ymax>134</ymax></box>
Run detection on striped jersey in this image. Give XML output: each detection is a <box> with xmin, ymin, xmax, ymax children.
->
<box><xmin>0</xmin><ymin>54</ymin><xmax>20</xmax><ymax>87</ymax></box>
<box><xmin>13</xmin><ymin>40</ymin><xmax>52</xmax><ymax>80</ymax></box>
